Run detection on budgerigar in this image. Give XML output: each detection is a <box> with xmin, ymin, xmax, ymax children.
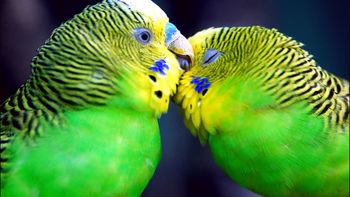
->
<box><xmin>0</xmin><ymin>0</ymin><xmax>193</xmax><ymax>196</ymax></box>
<box><xmin>175</xmin><ymin>26</ymin><xmax>349</xmax><ymax>196</ymax></box>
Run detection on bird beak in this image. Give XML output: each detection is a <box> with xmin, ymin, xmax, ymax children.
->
<box><xmin>167</xmin><ymin>32</ymin><xmax>194</xmax><ymax>71</ymax></box>
<box><xmin>165</xmin><ymin>23</ymin><xmax>193</xmax><ymax>71</ymax></box>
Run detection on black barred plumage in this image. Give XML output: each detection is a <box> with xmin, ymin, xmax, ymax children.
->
<box><xmin>185</xmin><ymin>26</ymin><xmax>349</xmax><ymax>134</ymax></box>
<box><xmin>175</xmin><ymin>26</ymin><xmax>348</xmax><ymax>196</ymax></box>
<box><xmin>249</xmin><ymin>27</ymin><xmax>347</xmax><ymax>130</ymax></box>
<box><xmin>1</xmin><ymin>0</ymin><xmax>186</xmax><ymax>184</ymax></box>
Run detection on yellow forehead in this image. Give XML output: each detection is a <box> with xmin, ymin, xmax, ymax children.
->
<box><xmin>114</xmin><ymin>0</ymin><xmax>168</xmax><ymax>24</ymax></box>
<box><xmin>188</xmin><ymin>28</ymin><xmax>221</xmax><ymax>50</ymax></box>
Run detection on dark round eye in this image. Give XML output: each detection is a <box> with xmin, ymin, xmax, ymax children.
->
<box><xmin>134</xmin><ymin>28</ymin><xmax>152</xmax><ymax>44</ymax></box>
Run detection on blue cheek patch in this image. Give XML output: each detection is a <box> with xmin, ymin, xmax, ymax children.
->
<box><xmin>190</xmin><ymin>76</ymin><xmax>211</xmax><ymax>93</ymax></box>
<box><xmin>165</xmin><ymin>22</ymin><xmax>178</xmax><ymax>44</ymax></box>
<box><xmin>149</xmin><ymin>59</ymin><xmax>170</xmax><ymax>75</ymax></box>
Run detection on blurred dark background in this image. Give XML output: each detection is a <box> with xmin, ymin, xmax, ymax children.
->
<box><xmin>0</xmin><ymin>0</ymin><xmax>348</xmax><ymax>196</ymax></box>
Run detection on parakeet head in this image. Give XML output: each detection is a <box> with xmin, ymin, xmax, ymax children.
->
<box><xmin>174</xmin><ymin>26</ymin><xmax>303</xmax><ymax>143</ymax></box>
<box><xmin>174</xmin><ymin>27</ymin><xmax>240</xmax><ymax>142</ymax></box>
<box><xmin>28</xmin><ymin>0</ymin><xmax>193</xmax><ymax>116</ymax></box>
<box><xmin>175</xmin><ymin>27</ymin><xmax>246</xmax><ymax>108</ymax></box>
<box><xmin>179</xmin><ymin>27</ymin><xmax>274</xmax><ymax>86</ymax></box>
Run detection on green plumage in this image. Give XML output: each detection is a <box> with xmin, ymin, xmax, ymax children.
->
<box><xmin>3</xmin><ymin>104</ymin><xmax>160</xmax><ymax>196</ymax></box>
<box><xmin>1</xmin><ymin>0</ymin><xmax>190</xmax><ymax>195</ymax></box>
<box><xmin>175</xmin><ymin>26</ymin><xmax>349</xmax><ymax>196</ymax></box>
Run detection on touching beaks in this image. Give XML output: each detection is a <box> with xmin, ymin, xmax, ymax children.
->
<box><xmin>165</xmin><ymin>23</ymin><xmax>194</xmax><ymax>71</ymax></box>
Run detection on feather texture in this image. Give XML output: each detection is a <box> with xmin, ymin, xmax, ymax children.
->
<box><xmin>175</xmin><ymin>26</ymin><xmax>349</xmax><ymax>196</ymax></box>
<box><xmin>1</xmin><ymin>0</ymin><xmax>191</xmax><ymax>195</ymax></box>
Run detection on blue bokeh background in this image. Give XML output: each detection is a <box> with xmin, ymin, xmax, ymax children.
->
<box><xmin>0</xmin><ymin>0</ymin><xmax>348</xmax><ymax>196</ymax></box>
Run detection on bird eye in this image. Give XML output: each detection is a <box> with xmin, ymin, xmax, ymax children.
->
<box><xmin>134</xmin><ymin>28</ymin><xmax>152</xmax><ymax>45</ymax></box>
<box><xmin>202</xmin><ymin>49</ymin><xmax>222</xmax><ymax>66</ymax></box>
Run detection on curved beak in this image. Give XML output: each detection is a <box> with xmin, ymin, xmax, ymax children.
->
<box><xmin>165</xmin><ymin>23</ymin><xmax>193</xmax><ymax>71</ymax></box>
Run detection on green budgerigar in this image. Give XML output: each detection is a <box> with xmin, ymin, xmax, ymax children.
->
<box><xmin>1</xmin><ymin>0</ymin><xmax>193</xmax><ymax>196</ymax></box>
<box><xmin>175</xmin><ymin>26</ymin><xmax>349</xmax><ymax>196</ymax></box>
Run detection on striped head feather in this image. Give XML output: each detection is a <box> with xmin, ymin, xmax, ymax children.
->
<box><xmin>175</xmin><ymin>26</ymin><xmax>349</xmax><ymax>143</ymax></box>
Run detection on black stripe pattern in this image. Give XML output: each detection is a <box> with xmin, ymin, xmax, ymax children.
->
<box><xmin>196</xmin><ymin>26</ymin><xmax>349</xmax><ymax>133</ymax></box>
<box><xmin>1</xmin><ymin>0</ymin><xmax>156</xmax><ymax>180</ymax></box>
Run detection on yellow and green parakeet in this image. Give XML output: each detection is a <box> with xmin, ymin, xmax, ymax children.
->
<box><xmin>0</xmin><ymin>0</ymin><xmax>193</xmax><ymax>196</ymax></box>
<box><xmin>175</xmin><ymin>26</ymin><xmax>349</xmax><ymax>196</ymax></box>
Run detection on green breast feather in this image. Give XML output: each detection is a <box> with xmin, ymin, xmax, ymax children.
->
<box><xmin>1</xmin><ymin>0</ymin><xmax>193</xmax><ymax>196</ymax></box>
<box><xmin>175</xmin><ymin>26</ymin><xmax>349</xmax><ymax>197</ymax></box>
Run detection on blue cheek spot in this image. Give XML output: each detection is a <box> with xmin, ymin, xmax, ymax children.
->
<box><xmin>150</xmin><ymin>59</ymin><xmax>170</xmax><ymax>75</ymax></box>
<box><xmin>191</xmin><ymin>76</ymin><xmax>211</xmax><ymax>93</ymax></box>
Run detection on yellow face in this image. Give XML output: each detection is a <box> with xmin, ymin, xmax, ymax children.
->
<box><xmin>174</xmin><ymin>27</ymin><xmax>250</xmax><ymax>143</ymax></box>
<box><xmin>175</xmin><ymin>25</ymin><xmax>332</xmax><ymax>144</ymax></box>
<box><xmin>174</xmin><ymin>28</ymin><xmax>227</xmax><ymax>105</ymax></box>
<box><xmin>173</xmin><ymin>28</ymin><xmax>227</xmax><ymax>142</ymax></box>
<box><xmin>186</xmin><ymin>28</ymin><xmax>238</xmax><ymax>84</ymax></box>
<box><xmin>103</xmin><ymin>0</ymin><xmax>196</xmax><ymax>115</ymax></box>
<box><xmin>102</xmin><ymin>0</ymin><xmax>194</xmax><ymax>115</ymax></box>
<box><xmin>33</xmin><ymin>0</ymin><xmax>193</xmax><ymax>116</ymax></box>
